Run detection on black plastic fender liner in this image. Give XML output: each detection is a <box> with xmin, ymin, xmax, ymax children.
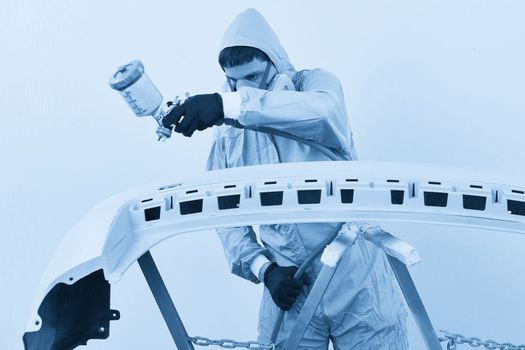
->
<box><xmin>23</xmin><ymin>270</ymin><xmax>120</xmax><ymax>350</ymax></box>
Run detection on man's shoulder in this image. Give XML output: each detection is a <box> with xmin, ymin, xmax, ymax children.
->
<box><xmin>294</xmin><ymin>68</ymin><xmax>340</xmax><ymax>90</ymax></box>
<box><xmin>304</xmin><ymin>68</ymin><xmax>339</xmax><ymax>81</ymax></box>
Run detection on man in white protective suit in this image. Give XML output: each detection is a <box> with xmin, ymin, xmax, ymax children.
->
<box><xmin>161</xmin><ymin>8</ymin><xmax>408</xmax><ymax>350</ymax></box>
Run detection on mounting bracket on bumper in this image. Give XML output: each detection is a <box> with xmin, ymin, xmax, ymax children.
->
<box><xmin>23</xmin><ymin>270</ymin><xmax>120</xmax><ymax>350</ymax></box>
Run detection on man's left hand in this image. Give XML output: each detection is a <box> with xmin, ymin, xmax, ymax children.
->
<box><xmin>162</xmin><ymin>93</ymin><xmax>224</xmax><ymax>137</ymax></box>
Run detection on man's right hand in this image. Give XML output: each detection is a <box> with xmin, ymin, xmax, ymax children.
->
<box><xmin>263</xmin><ymin>263</ymin><xmax>308</xmax><ymax>311</ymax></box>
<box><xmin>161</xmin><ymin>93</ymin><xmax>224</xmax><ymax>137</ymax></box>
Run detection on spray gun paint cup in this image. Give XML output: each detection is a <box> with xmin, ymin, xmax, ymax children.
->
<box><xmin>109</xmin><ymin>60</ymin><xmax>172</xmax><ymax>140</ymax></box>
<box><xmin>108</xmin><ymin>60</ymin><xmax>163</xmax><ymax>117</ymax></box>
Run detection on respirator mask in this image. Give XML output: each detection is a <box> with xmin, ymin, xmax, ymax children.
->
<box><xmin>227</xmin><ymin>61</ymin><xmax>295</xmax><ymax>92</ymax></box>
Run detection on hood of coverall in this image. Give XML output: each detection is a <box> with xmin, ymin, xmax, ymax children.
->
<box><xmin>220</xmin><ymin>8</ymin><xmax>296</xmax><ymax>79</ymax></box>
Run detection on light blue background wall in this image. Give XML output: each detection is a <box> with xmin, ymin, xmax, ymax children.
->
<box><xmin>2</xmin><ymin>1</ymin><xmax>524</xmax><ymax>349</ymax></box>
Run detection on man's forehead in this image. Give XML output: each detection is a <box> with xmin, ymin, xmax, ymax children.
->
<box><xmin>224</xmin><ymin>58</ymin><xmax>268</xmax><ymax>79</ymax></box>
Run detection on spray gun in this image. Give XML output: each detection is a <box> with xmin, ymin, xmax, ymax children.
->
<box><xmin>108</xmin><ymin>59</ymin><xmax>343</xmax><ymax>160</ymax></box>
<box><xmin>108</xmin><ymin>60</ymin><xmax>178</xmax><ymax>141</ymax></box>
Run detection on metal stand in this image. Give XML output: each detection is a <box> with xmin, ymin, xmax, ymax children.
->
<box><xmin>282</xmin><ymin>229</ymin><xmax>443</xmax><ymax>350</ymax></box>
<box><xmin>282</xmin><ymin>263</ymin><xmax>340</xmax><ymax>349</ymax></box>
<box><xmin>387</xmin><ymin>255</ymin><xmax>442</xmax><ymax>350</ymax></box>
<box><xmin>364</xmin><ymin>229</ymin><xmax>443</xmax><ymax>350</ymax></box>
<box><xmin>138</xmin><ymin>251</ymin><xmax>195</xmax><ymax>350</ymax></box>
<box><xmin>137</xmin><ymin>237</ymin><xmax>441</xmax><ymax>350</ymax></box>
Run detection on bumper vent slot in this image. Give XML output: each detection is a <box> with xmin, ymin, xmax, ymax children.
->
<box><xmin>424</xmin><ymin>192</ymin><xmax>448</xmax><ymax>207</ymax></box>
<box><xmin>463</xmin><ymin>195</ymin><xmax>487</xmax><ymax>211</ymax></box>
<box><xmin>218</xmin><ymin>195</ymin><xmax>241</xmax><ymax>210</ymax></box>
<box><xmin>341</xmin><ymin>189</ymin><xmax>354</xmax><ymax>204</ymax></box>
<box><xmin>298</xmin><ymin>190</ymin><xmax>321</xmax><ymax>204</ymax></box>
<box><xmin>144</xmin><ymin>206</ymin><xmax>161</xmax><ymax>221</ymax></box>
<box><xmin>260</xmin><ymin>191</ymin><xmax>283</xmax><ymax>206</ymax></box>
<box><xmin>179</xmin><ymin>199</ymin><xmax>203</xmax><ymax>215</ymax></box>
<box><xmin>391</xmin><ymin>190</ymin><xmax>404</xmax><ymax>205</ymax></box>
<box><xmin>508</xmin><ymin>200</ymin><xmax>525</xmax><ymax>216</ymax></box>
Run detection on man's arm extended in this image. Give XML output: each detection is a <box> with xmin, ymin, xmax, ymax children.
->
<box><xmin>221</xmin><ymin>69</ymin><xmax>351</xmax><ymax>153</ymax></box>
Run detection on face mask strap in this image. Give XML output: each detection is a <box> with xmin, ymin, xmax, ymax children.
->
<box><xmin>258</xmin><ymin>61</ymin><xmax>274</xmax><ymax>89</ymax></box>
<box><xmin>226</xmin><ymin>61</ymin><xmax>275</xmax><ymax>91</ymax></box>
<box><xmin>227</xmin><ymin>77</ymin><xmax>237</xmax><ymax>92</ymax></box>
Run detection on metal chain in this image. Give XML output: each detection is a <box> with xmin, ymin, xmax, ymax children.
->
<box><xmin>190</xmin><ymin>336</ymin><xmax>275</xmax><ymax>350</ymax></box>
<box><xmin>440</xmin><ymin>330</ymin><xmax>525</xmax><ymax>350</ymax></box>
<box><xmin>190</xmin><ymin>330</ymin><xmax>523</xmax><ymax>350</ymax></box>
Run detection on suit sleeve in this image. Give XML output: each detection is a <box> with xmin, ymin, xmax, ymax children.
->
<box><xmin>234</xmin><ymin>69</ymin><xmax>353</xmax><ymax>156</ymax></box>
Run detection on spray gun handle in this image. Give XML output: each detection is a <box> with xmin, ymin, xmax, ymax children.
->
<box><xmin>156</xmin><ymin>125</ymin><xmax>172</xmax><ymax>141</ymax></box>
<box><xmin>153</xmin><ymin>106</ymin><xmax>173</xmax><ymax>141</ymax></box>
<box><xmin>153</xmin><ymin>94</ymin><xmax>189</xmax><ymax>141</ymax></box>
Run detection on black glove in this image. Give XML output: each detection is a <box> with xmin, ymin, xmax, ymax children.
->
<box><xmin>162</xmin><ymin>93</ymin><xmax>224</xmax><ymax>137</ymax></box>
<box><xmin>263</xmin><ymin>263</ymin><xmax>308</xmax><ymax>311</ymax></box>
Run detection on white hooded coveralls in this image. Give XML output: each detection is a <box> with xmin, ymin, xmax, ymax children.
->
<box><xmin>206</xmin><ymin>9</ymin><xmax>408</xmax><ymax>350</ymax></box>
